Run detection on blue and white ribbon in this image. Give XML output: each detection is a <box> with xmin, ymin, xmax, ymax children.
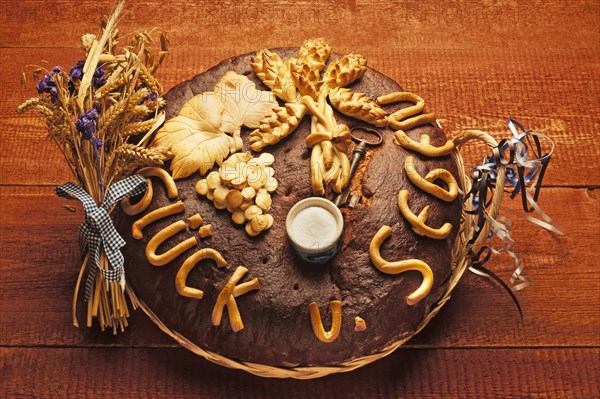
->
<box><xmin>56</xmin><ymin>175</ymin><xmax>148</xmax><ymax>300</ymax></box>
<box><xmin>465</xmin><ymin>119</ymin><xmax>565</xmax><ymax>317</ymax></box>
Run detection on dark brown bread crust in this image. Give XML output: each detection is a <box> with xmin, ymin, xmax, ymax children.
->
<box><xmin>116</xmin><ymin>48</ymin><xmax>462</xmax><ymax>367</ymax></box>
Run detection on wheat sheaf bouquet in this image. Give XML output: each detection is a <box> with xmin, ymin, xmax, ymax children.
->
<box><xmin>17</xmin><ymin>2</ymin><xmax>170</xmax><ymax>333</ymax></box>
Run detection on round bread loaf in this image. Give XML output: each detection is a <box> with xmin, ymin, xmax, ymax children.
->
<box><xmin>116</xmin><ymin>48</ymin><xmax>462</xmax><ymax>367</ymax></box>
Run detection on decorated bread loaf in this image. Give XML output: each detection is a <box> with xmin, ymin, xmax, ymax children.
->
<box><xmin>115</xmin><ymin>41</ymin><xmax>462</xmax><ymax>367</ymax></box>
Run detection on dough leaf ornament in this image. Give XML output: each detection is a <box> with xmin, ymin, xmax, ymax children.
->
<box><xmin>216</xmin><ymin>71</ymin><xmax>278</xmax><ymax>146</ymax></box>
<box><xmin>151</xmin><ymin>72</ymin><xmax>277</xmax><ymax>179</ymax></box>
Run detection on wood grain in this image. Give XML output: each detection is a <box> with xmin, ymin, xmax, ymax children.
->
<box><xmin>2</xmin><ymin>186</ymin><xmax>598</xmax><ymax>348</ymax></box>
<box><xmin>4</xmin><ymin>112</ymin><xmax>598</xmax><ymax>187</ymax></box>
<box><xmin>2</xmin><ymin>347</ymin><xmax>599</xmax><ymax>398</ymax></box>
<box><xmin>1</xmin><ymin>0</ymin><xmax>599</xmax><ymax>395</ymax></box>
<box><xmin>4</xmin><ymin>46</ymin><xmax>600</xmax><ymax>186</ymax></box>
<box><xmin>1</xmin><ymin>0</ymin><xmax>598</xmax><ymax>50</ymax></box>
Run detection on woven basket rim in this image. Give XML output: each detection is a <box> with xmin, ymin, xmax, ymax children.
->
<box><xmin>127</xmin><ymin>130</ymin><xmax>505</xmax><ymax>379</ymax></box>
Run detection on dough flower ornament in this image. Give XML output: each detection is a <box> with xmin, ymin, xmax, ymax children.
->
<box><xmin>17</xmin><ymin>1</ymin><xmax>171</xmax><ymax>332</ymax></box>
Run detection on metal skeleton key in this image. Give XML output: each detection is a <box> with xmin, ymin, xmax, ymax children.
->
<box><xmin>334</xmin><ymin>126</ymin><xmax>384</xmax><ymax>207</ymax></box>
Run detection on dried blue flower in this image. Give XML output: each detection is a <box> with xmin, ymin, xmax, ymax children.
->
<box><xmin>69</xmin><ymin>61</ymin><xmax>104</xmax><ymax>88</ymax></box>
<box><xmin>85</xmin><ymin>108</ymin><xmax>99</xmax><ymax>120</ymax></box>
<box><xmin>36</xmin><ymin>68</ymin><xmax>60</xmax><ymax>94</ymax></box>
<box><xmin>93</xmin><ymin>66</ymin><xmax>106</xmax><ymax>88</ymax></box>
<box><xmin>35</xmin><ymin>78</ymin><xmax>48</xmax><ymax>94</ymax></box>
<box><xmin>49</xmin><ymin>87</ymin><xmax>58</xmax><ymax>103</ymax></box>
<box><xmin>75</xmin><ymin>109</ymin><xmax>99</xmax><ymax>141</ymax></box>
<box><xmin>36</xmin><ymin>67</ymin><xmax>64</xmax><ymax>103</ymax></box>
<box><xmin>95</xmin><ymin>139</ymin><xmax>104</xmax><ymax>149</ymax></box>
<box><xmin>69</xmin><ymin>60</ymin><xmax>85</xmax><ymax>81</ymax></box>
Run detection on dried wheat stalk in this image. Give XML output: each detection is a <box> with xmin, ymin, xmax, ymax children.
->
<box><xmin>17</xmin><ymin>1</ymin><xmax>169</xmax><ymax>333</ymax></box>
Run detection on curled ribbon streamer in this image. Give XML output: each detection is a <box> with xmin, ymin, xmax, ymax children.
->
<box><xmin>56</xmin><ymin>175</ymin><xmax>148</xmax><ymax>300</ymax></box>
<box><xmin>465</xmin><ymin>119</ymin><xmax>565</xmax><ymax>316</ymax></box>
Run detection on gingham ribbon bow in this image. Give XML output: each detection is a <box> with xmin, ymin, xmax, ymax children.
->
<box><xmin>56</xmin><ymin>175</ymin><xmax>148</xmax><ymax>300</ymax></box>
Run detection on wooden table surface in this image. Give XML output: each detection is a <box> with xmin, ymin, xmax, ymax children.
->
<box><xmin>1</xmin><ymin>1</ymin><xmax>599</xmax><ymax>397</ymax></box>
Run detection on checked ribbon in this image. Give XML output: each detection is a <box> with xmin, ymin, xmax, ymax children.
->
<box><xmin>56</xmin><ymin>175</ymin><xmax>148</xmax><ymax>300</ymax></box>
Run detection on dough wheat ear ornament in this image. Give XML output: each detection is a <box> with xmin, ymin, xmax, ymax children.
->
<box><xmin>250</xmin><ymin>40</ymin><xmax>366</xmax><ymax>195</ymax></box>
<box><xmin>328</xmin><ymin>87</ymin><xmax>387</xmax><ymax>127</ymax></box>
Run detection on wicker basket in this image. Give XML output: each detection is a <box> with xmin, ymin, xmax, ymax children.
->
<box><xmin>128</xmin><ymin>130</ymin><xmax>505</xmax><ymax>379</ymax></box>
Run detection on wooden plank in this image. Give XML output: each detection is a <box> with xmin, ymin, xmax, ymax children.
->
<box><xmin>0</xmin><ymin>185</ymin><xmax>172</xmax><ymax>347</ymax></box>
<box><xmin>1</xmin><ymin>0</ymin><xmax>599</xmax><ymax>49</ymax></box>
<box><xmin>1</xmin><ymin>347</ymin><xmax>598</xmax><ymax>398</ymax></box>
<box><xmin>6</xmin><ymin>46</ymin><xmax>600</xmax><ymax>122</ymax></box>
<box><xmin>2</xmin><ymin>0</ymin><xmax>598</xmax><ymax>396</ymax></box>
<box><xmin>5</xmin><ymin>46</ymin><xmax>600</xmax><ymax>120</ymax></box>
<box><xmin>1</xmin><ymin>185</ymin><xmax>599</xmax><ymax>347</ymax></box>
<box><xmin>3</xmin><ymin>113</ymin><xmax>597</xmax><ymax>188</ymax></box>
<box><xmin>3</xmin><ymin>47</ymin><xmax>599</xmax><ymax>187</ymax></box>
